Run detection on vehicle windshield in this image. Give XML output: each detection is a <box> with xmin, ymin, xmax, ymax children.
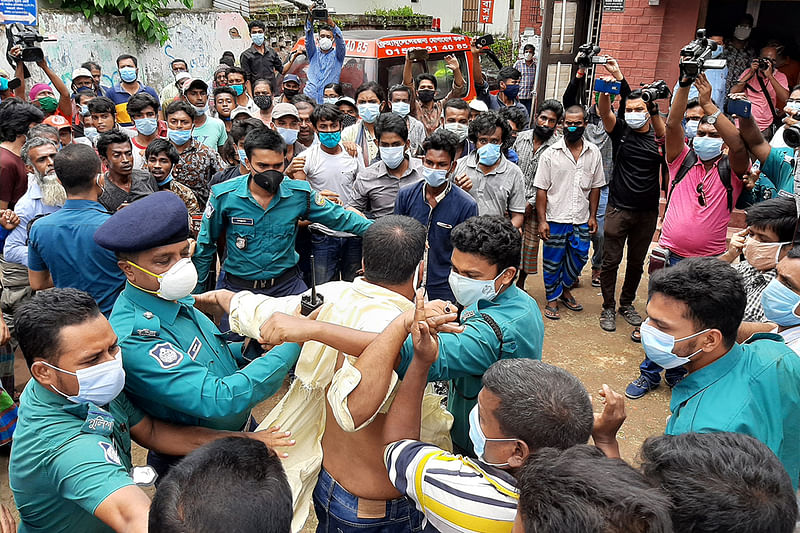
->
<box><xmin>380</xmin><ymin>51</ymin><xmax>471</xmax><ymax>100</ymax></box>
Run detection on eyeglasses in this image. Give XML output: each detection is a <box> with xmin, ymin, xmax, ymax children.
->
<box><xmin>696</xmin><ymin>182</ymin><xmax>707</xmax><ymax>207</ymax></box>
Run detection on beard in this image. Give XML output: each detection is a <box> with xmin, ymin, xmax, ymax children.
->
<box><xmin>36</xmin><ymin>171</ymin><xmax>67</xmax><ymax>207</ymax></box>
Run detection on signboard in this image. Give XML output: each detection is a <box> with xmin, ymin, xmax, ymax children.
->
<box><xmin>375</xmin><ymin>34</ymin><xmax>470</xmax><ymax>58</ymax></box>
<box><xmin>479</xmin><ymin>0</ymin><xmax>494</xmax><ymax>24</ymax></box>
<box><xmin>603</xmin><ymin>0</ymin><xmax>624</xmax><ymax>12</ymax></box>
<box><xmin>0</xmin><ymin>0</ymin><xmax>37</xmax><ymax>25</ymax></box>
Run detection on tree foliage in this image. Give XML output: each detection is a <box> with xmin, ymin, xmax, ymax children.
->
<box><xmin>61</xmin><ymin>0</ymin><xmax>192</xmax><ymax>44</ymax></box>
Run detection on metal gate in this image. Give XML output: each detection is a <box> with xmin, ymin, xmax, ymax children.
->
<box><xmin>462</xmin><ymin>0</ymin><xmax>479</xmax><ymax>32</ymax></box>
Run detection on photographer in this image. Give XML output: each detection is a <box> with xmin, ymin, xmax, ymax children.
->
<box><xmin>302</xmin><ymin>7</ymin><xmax>346</xmax><ymax>104</ymax></box>
<box><xmin>626</xmin><ymin>72</ymin><xmax>749</xmax><ymax>399</ymax></box>
<box><xmin>595</xmin><ymin>58</ymin><xmax>665</xmax><ymax>339</ymax></box>
<box><xmin>10</xmin><ymin>46</ymin><xmax>71</xmax><ymax>120</ymax></box>
<box><xmin>731</xmin><ymin>45</ymin><xmax>789</xmax><ymax>137</ymax></box>
<box><xmin>671</xmin><ymin>33</ymin><xmax>728</xmax><ymax>110</ymax></box>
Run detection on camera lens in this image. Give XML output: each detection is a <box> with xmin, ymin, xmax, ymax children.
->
<box><xmin>783</xmin><ymin>125</ymin><xmax>800</xmax><ymax>149</ymax></box>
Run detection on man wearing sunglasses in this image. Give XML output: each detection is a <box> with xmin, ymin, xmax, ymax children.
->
<box><xmin>625</xmin><ymin>72</ymin><xmax>749</xmax><ymax>400</ymax></box>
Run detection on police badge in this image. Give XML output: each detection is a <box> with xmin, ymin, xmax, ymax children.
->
<box><xmin>235</xmin><ymin>236</ymin><xmax>247</xmax><ymax>250</ymax></box>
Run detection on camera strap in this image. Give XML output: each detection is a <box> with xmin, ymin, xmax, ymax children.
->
<box><xmin>754</xmin><ymin>73</ymin><xmax>781</xmax><ymax>125</ymax></box>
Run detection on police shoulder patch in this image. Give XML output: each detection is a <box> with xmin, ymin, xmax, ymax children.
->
<box><xmin>187</xmin><ymin>337</ymin><xmax>202</xmax><ymax>361</ymax></box>
<box><xmin>314</xmin><ymin>192</ymin><xmax>326</xmax><ymax>206</ymax></box>
<box><xmin>148</xmin><ymin>342</ymin><xmax>184</xmax><ymax>369</ymax></box>
<box><xmin>203</xmin><ymin>201</ymin><xmax>214</xmax><ymax>219</ymax></box>
<box><xmin>98</xmin><ymin>441</ymin><xmax>122</xmax><ymax>466</ymax></box>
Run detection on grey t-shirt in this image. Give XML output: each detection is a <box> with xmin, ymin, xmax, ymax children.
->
<box><xmin>348</xmin><ymin>156</ymin><xmax>423</xmax><ymax>219</ymax></box>
<box><xmin>99</xmin><ymin>169</ymin><xmax>158</xmax><ymax>212</ymax></box>
<box><xmin>453</xmin><ymin>152</ymin><xmax>526</xmax><ymax>217</ymax></box>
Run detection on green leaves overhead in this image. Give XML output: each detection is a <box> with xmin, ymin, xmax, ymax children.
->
<box><xmin>61</xmin><ymin>0</ymin><xmax>192</xmax><ymax>44</ymax></box>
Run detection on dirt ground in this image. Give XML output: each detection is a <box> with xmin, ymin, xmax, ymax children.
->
<box><xmin>0</xmin><ymin>255</ymin><xmax>671</xmax><ymax>531</ymax></box>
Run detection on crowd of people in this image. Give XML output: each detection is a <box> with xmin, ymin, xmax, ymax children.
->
<box><xmin>0</xmin><ymin>8</ymin><xmax>799</xmax><ymax>533</ymax></box>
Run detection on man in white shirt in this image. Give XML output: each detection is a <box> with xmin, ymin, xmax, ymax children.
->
<box><xmin>534</xmin><ymin>105</ymin><xmax>604</xmax><ymax>320</ymax></box>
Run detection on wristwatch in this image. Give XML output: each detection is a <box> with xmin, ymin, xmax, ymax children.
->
<box><xmin>707</xmin><ymin>109</ymin><xmax>721</xmax><ymax>125</ymax></box>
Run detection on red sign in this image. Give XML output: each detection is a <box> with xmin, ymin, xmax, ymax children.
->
<box><xmin>479</xmin><ymin>0</ymin><xmax>494</xmax><ymax>23</ymax></box>
<box><xmin>375</xmin><ymin>34</ymin><xmax>471</xmax><ymax>59</ymax></box>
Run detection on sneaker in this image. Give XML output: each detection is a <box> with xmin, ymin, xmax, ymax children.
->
<box><xmin>619</xmin><ymin>305</ymin><xmax>643</xmax><ymax>326</ymax></box>
<box><xmin>599</xmin><ymin>308</ymin><xmax>616</xmax><ymax>331</ymax></box>
<box><xmin>625</xmin><ymin>375</ymin><xmax>660</xmax><ymax>399</ymax></box>
<box><xmin>665</xmin><ymin>373</ymin><xmax>685</xmax><ymax>388</ymax></box>
<box><xmin>591</xmin><ymin>269</ymin><xmax>601</xmax><ymax>287</ymax></box>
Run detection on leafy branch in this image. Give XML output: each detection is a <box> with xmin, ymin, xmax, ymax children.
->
<box><xmin>60</xmin><ymin>0</ymin><xmax>192</xmax><ymax>44</ymax></box>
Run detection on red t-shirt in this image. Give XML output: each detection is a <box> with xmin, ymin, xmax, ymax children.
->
<box><xmin>0</xmin><ymin>147</ymin><xmax>28</xmax><ymax>208</ymax></box>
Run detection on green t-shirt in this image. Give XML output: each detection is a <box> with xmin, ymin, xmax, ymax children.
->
<box><xmin>192</xmin><ymin>116</ymin><xmax>228</xmax><ymax>150</ymax></box>
<box><xmin>10</xmin><ymin>380</ymin><xmax>145</xmax><ymax>532</ymax></box>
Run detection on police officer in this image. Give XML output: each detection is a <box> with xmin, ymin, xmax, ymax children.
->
<box><xmin>9</xmin><ymin>288</ymin><xmax>293</xmax><ymax>532</ymax></box>
<box><xmin>193</xmin><ymin>127</ymin><xmax>372</xmax><ymax>298</ymax></box>
<box><xmin>94</xmin><ymin>191</ymin><xmax>300</xmax><ymax>476</ymax></box>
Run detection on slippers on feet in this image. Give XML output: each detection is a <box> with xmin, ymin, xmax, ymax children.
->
<box><xmin>559</xmin><ymin>296</ymin><xmax>584</xmax><ymax>312</ymax></box>
<box><xmin>631</xmin><ymin>327</ymin><xmax>641</xmax><ymax>343</ymax></box>
<box><xmin>544</xmin><ymin>305</ymin><xmax>561</xmax><ymax>320</ymax></box>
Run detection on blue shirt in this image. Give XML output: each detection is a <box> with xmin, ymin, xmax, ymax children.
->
<box><xmin>194</xmin><ymin>175</ymin><xmax>372</xmax><ymax>284</ymax></box>
<box><xmin>665</xmin><ymin>335</ymin><xmax>800</xmax><ymax>490</ymax></box>
<box><xmin>105</xmin><ymin>83</ymin><xmax>160</xmax><ymax>126</ymax></box>
<box><xmin>3</xmin><ymin>181</ymin><xmax>60</xmax><ymax>267</ymax></box>
<box><xmin>475</xmin><ymin>80</ymin><xmax>530</xmax><ymax>126</ymax></box>
<box><xmin>27</xmin><ymin>199</ymin><xmax>126</xmax><ymax>316</ymax></box>
<box><xmin>394</xmin><ymin>182</ymin><xmax>478</xmax><ymax>301</ymax></box>
<box><xmin>397</xmin><ymin>285</ymin><xmax>544</xmax><ymax>454</ymax></box>
<box><xmin>302</xmin><ymin>22</ymin><xmax>346</xmax><ymax>104</ymax></box>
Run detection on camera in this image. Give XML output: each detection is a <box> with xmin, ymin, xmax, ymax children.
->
<box><xmin>311</xmin><ymin>0</ymin><xmax>328</xmax><ymax>21</ymax></box>
<box><xmin>758</xmin><ymin>57</ymin><xmax>773</xmax><ymax>71</ymax></box>
<box><xmin>784</xmin><ymin>124</ymin><xmax>800</xmax><ymax>149</ymax></box>
<box><xmin>679</xmin><ymin>29</ymin><xmax>725</xmax><ymax>80</ymax></box>
<box><xmin>641</xmin><ymin>80</ymin><xmax>670</xmax><ymax>103</ymax></box>
<box><xmin>6</xmin><ymin>23</ymin><xmax>55</xmax><ymax>63</ymax></box>
<box><xmin>474</xmin><ymin>34</ymin><xmax>494</xmax><ymax>48</ymax></box>
<box><xmin>575</xmin><ymin>43</ymin><xmax>606</xmax><ymax>68</ymax></box>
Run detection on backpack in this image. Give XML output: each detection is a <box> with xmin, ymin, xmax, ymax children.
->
<box><xmin>666</xmin><ymin>150</ymin><xmax>733</xmax><ymax>212</ymax></box>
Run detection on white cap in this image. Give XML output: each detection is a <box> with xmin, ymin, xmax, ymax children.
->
<box><xmin>231</xmin><ymin>106</ymin><xmax>254</xmax><ymax>119</ymax></box>
<box><xmin>469</xmin><ymin>99</ymin><xmax>488</xmax><ymax>113</ymax></box>
<box><xmin>71</xmin><ymin>67</ymin><xmax>93</xmax><ymax>81</ymax></box>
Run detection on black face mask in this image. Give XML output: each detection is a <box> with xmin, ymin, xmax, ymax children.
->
<box><xmin>418</xmin><ymin>89</ymin><xmax>435</xmax><ymax>103</ymax></box>
<box><xmin>564</xmin><ymin>126</ymin><xmax>585</xmax><ymax>143</ymax></box>
<box><xmin>533</xmin><ymin>124</ymin><xmax>555</xmax><ymax>140</ymax></box>
<box><xmin>283</xmin><ymin>88</ymin><xmax>299</xmax><ymax>100</ymax></box>
<box><xmin>252</xmin><ymin>169</ymin><xmax>284</xmax><ymax>193</ymax></box>
<box><xmin>341</xmin><ymin>113</ymin><xmax>357</xmax><ymax>129</ymax></box>
<box><xmin>254</xmin><ymin>95</ymin><xmax>273</xmax><ymax>110</ymax></box>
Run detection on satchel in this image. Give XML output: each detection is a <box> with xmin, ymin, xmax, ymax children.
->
<box><xmin>648</xmin><ymin>246</ymin><xmax>671</xmax><ymax>274</ymax></box>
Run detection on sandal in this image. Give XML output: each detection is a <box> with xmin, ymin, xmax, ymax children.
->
<box><xmin>630</xmin><ymin>327</ymin><xmax>641</xmax><ymax>343</ymax></box>
<box><xmin>544</xmin><ymin>305</ymin><xmax>561</xmax><ymax>320</ymax></box>
<box><xmin>559</xmin><ymin>295</ymin><xmax>584</xmax><ymax>312</ymax></box>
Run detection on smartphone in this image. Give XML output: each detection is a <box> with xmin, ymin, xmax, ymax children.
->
<box><xmin>725</xmin><ymin>99</ymin><xmax>752</xmax><ymax>119</ymax></box>
<box><xmin>594</xmin><ymin>78</ymin><xmax>621</xmax><ymax>95</ymax></box>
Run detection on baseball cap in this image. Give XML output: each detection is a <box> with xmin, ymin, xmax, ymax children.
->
<box><xmin>231</xmin><ymin>106</ymin><xmax>254</xmax><ymax>119</ymax></box>
<box><xmin>272</xmin><ymin>102</ymin><xmax>299</xmax><ymax>119</ymax></box>
<box><xmin>71</xmin><ymin>67</ymin><xmax>93</xmax><ymax>81</ymax></box>
<box><xmin>182</xmin><ymin>77</ymin><xmax>208</xmax><ymax>92</ymax></box>
<box><xmin>469</xmin><ymin>99</ymin><xmax>488</xmax><ymax>113</ymax></box>
<box><xmin>43</xmin><ymin>114</ymin><xmax>71</xmax><ymax>130</ymax></box>
<box><xmin>334</xmin><ymin>96</ymin><xmax>356</xmax><ymax>107</ymax></box>
<box><xmin>283</xmin><ymin>74</ymin><xmax>300</xmax><ymax>84</ymax></box>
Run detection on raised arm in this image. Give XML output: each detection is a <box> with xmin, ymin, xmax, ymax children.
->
<box><xmin>36</xmin><ymin>56</ymin><xmax>71</xmax><ymax>117</ymax></box>
<box><xmin>597</xmin><ymin>57</ymin><xmax>625</xmax><ymax>133</ymax></box>
<box><xmin>332</xmin><ymin>19</ymin><xmax>346</xmax><ymax>63</ymax></box>
<box><xmin>696</xmin><ymin>73</ymin><xmax>749</xmax><ymax>176</ymax></box>
<box><xmin>737</xmin><ymin>105</ymin><xmax>772</xmax><ymax>165</ymax></box>
<box><xmin>666</xmin><ymin>69</ymin><xmax>691</xmax><ymax>163</ymax></box>
<box><xmin>562</xmin><ymin>68</ymin><xmax>585</xmax><ymax>108</ymax></box>
<box><xmin>304</xmin><ymin>18</ymin><xmax>317</xmax><ymax>59</ymax></box>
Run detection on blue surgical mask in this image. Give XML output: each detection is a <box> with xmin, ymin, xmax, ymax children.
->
<box><xmin>237</xmin><ymin>148</ymin><xmax>248</xmax><ymax>165</ymax></box>
<box><xmin>83</xmin><ymin>127</ymin><xmax>99</xmax><ymax>142</ymax></box>
<box><xmin>468</xmin><ymin>404</ymin><xmax>516</xmax><ymax>466</ymax></box>
<box><xmin>230</xmin><ymin>84</ymin><xmax>244</xmax><ymax>96</ymax></box>
<box><xmin>79</xmin><ymin>104</ymin><xmax>90</xmax><ymax>117</ymax></box>
<box><xmin>193</xmin><ymin>104</ymin><xmax>208</xmax><ymax>116</ymax></box>
<box><xmin>324</xmin><ymin>97</ymin><xmax>339</xmax><ymax>105</ymax></box>
<box><xmin>379</xmin><ymin>145</ymin><xmax>405</xmax><ymax>169</ymax></box>
<box><xmin>134</xmin><ymin>117</ymin><xmax>157</xmax><ymax>136</ymax></box>
<box><xmin>711</xmin><ymin>46</ymin><xmax>724</xmax><ymax>59</ymax></box>
<box><xmin>476</xmin><ymin>142</ymin><xmax>502</xmax><ymax>166</ymax></box>
<box><xmin>685</xmin><ymin>119</ymin><xmax>699</xmax><ymax>139</ymax></box>
<box><xmin>168</xmin><ymin>128</ymin><xmax>193</xmax><ymax>146</ymax></box>
<box><xmin>119</xmin><ymin>66</ymin><xmax>137</xmax><ymax>83</ymax></box>
<box><xmin>277</xmin><ymin>127</ymin><xmax>299</xmax><ymax>145</ymax></box>
<box><xmin>252</xmin><ymin>33</ymin><xmax>265</xmax><ymax>46</ymax></box>
<box><xmin>422</xmin><ymin>165</ymin><xmax>448</xmax><ymax>187</ymax></box>
<box><xmin>692</xmin><ymin>135</ymin><xmax>724</xmax><ymax>161</ymax></box>
<box><xmin>391</xmin><ymin>101</ymin><xmax>410</xmax><ymax>118</ymax></box>
<box><xmin>448</xmin><ymin>269</ymin><xmax>506</xmax><ymax>308</ymax></box>
<box><xmin>640</xmin><ymin>320</ymin><xmax>710</xmax><ymax>369</ymax></box>
<box><xmin>157</xmin><ymin>172</ymin><xmax>173</xmax><ymax>187</ymax></box>
<box><xmin>37</xmin><ymin>352</ymin><xmax>126</xmax><ymax>406</ymax></box>
<box><xmin>625</xmin><ymin>111</ymin><xmax>649</xmax><ymax>129</ymax></box>
<box><xmin>786</xmin><ymin>101</ymin><xmax>800</xmax><ymax>114</ymax></box>
<box><xmin>318</xmin><ymin>131</ymin><xmax>341</xmax><ymax>148</ymax></box>
<box><xmin>761</xmin><ymin>278</ymin><xmax>800</xmax><ymax>326</ymax></box>
<box><xmin>357</xmin><ymin>103</ymin><xmax>380</xmax><ymax>123</ymax></box>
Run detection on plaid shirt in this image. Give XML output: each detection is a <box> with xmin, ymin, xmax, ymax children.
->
<box><xmin>735</xmin><ymin>261</ymin><xmax>776</xmax><ymax>323</ymax></box>
<box><xmin>513</xmin><ymin>59</ymin><xmax>537</xmax><ymax>99</ymax></box>
<box><xmin>172</xmin><ymin>140</ymin><xmax>222</xmax><ymax>209</ymax></box>
<box><xmin>514</xmin><ymin>129</ymin><xmax>559</xmax><ymax>202</ymax></box>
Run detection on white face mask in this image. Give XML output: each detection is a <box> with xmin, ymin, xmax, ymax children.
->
<box><xmin>733</xmin><ymin>25</ymin><xmax>751</xmax><ymax>40</ymax></box>
<box><xmin>37</xmin><ymin>352</ymin><xmax>126</xmax><ymax>405</ymax></box>
<box><xmin>444</xmin><ymin>122</ymin><xmax>469</xmax><ymax>142</ymax></box>
<box><xmin>319</xmin><ymin>37</ymin><xmax>333</xmax><ymax>51</ymax></box>
<box><xmin>128</xmin><ymin>257</ymin><xmax>198</xmax><ymax>301</ymax></box>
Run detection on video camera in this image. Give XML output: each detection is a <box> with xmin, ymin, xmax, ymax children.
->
<box><xmin>284</xmin><ymin>0</ymin><xmax>329</xmax><ymax>21</ymax></box>
<box><xmin>679</xmin><ymin>29</ymin><xmax>725</xmax><ymax>80</ymax></box>
<box><xmin>641</xmin><ymin>80</ymin><xmax>670</xmax><ymax>103</ymax></box>
<box><xmin>575</xmin><ymin>43</ymin><xmax>607</xmax><ymax>68</ymax></box>
<box><xmin>5</xmin><ymin>23</ymin><xmax>55</xmax><ymax>63</ymax></box>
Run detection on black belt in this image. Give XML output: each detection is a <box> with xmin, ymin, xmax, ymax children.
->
<box><xmin>226</xmin><ymin>267</ymin><xmax>298</xmax><ymax>290</ymax></box>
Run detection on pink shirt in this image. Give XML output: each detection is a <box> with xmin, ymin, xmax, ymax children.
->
<box><xmin>740</xmin><ymin>70</ymin><xmax>789</xmax><ymax>131</ymax></box>
<box><xmin>660</xmin><ymin>144</ymin><xmax>743</xmax><ymax>258</ymax></box>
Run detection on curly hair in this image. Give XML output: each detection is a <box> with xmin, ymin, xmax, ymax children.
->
<box><xmin>450</xmin><ymin>215</ymin><xmax>521</xmax><ymax>272</ymax></box>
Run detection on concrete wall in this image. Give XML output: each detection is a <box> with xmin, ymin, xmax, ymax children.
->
<box><xmin>0</xmin><ymin>10</ymin><xmax>251</xmax><ymax>94</ymax></box>
<box><xmin>324</xmin><ymin>0</ymin><xmax>463</xmax><ymax>33</ymax></box>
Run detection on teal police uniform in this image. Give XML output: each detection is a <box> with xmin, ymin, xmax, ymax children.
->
<box><xmin>396</xmin><ymin>285</ymin><xmax>545</xmax><ymax>455</ymax></box>
<box><xmin>10</xmin><ymin>380</ymin><xmax>144</xmax><ymax>533</ymax></box>
<box><xmin>94</xmin><ymin>191</ymin><xmax>302</xmax><ymax>475</ymax></box>
<box><xmin>665</xmin><ymin>334</ymin><xmax>800</xmax><ymax>490</ymax></box>
<box><xmin>193</xmin><ymin>175</ymin><xmax>373</xmax><ymax>293</ymax></box>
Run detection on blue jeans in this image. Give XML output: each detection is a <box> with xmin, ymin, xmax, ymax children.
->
<box><xmin>311</xmin><ymin>233</ymin><xmax>362</xmax><ymax>284</ymax></box>
<box><xmin>313</xmin><ymin>467</ymin><xmax>424</xmax><ymax>533</ymax></box>
<box><xmin>591</xmin><ymin>185</ymin><xmax>609</xmax><ymax>270</ymax></box>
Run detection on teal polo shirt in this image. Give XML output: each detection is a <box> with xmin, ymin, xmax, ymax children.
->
<box><xmin>193</xmin><ymin>175</ymin><xmax>373</xmax><ymax>285</ymax></box>
<box><xmin>110</xmin><ymin>283</ymin><xmax>301</xmax><ymax>430</ymax></box>
<box><xmin>10</xmin><ymin>380</ymin><xmax>144</xmax><ymax>533</ymax></box>
<box><xmin>27</xmin><ymin>199</ymin><xmax>126</xmax><ymax>317</ymax></box>
<box><xmin>665</xmin><ymin>335</ymin><xmax>800</xmax><ymax>490</ymax></box>
<box><xmin>397</xmin><ymin>285</ymin><xmax>545</xmax><ymax>454</ymax></box>
<box><xmin>758</xmin><ymin>147</ymin><xmax>795</xmax><ymax>196</ymax></box>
